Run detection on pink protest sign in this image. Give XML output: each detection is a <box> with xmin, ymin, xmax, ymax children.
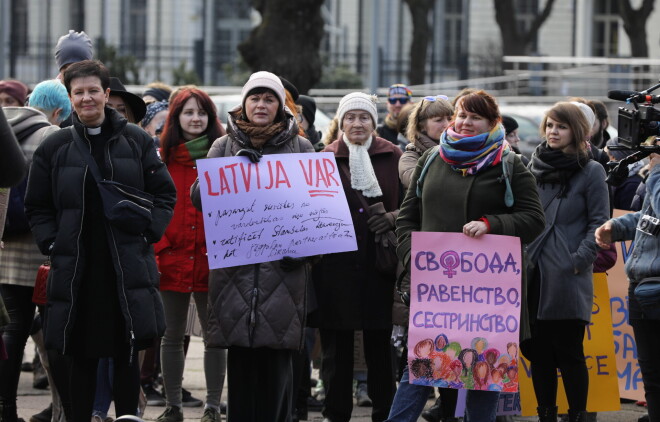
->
<box><xmin>408</xmin><ymin>232</ymin><xmax>522</xmax><ymax>392</ymax></box>
<box><xmin>196</xmin><ymin>152</ymin><xmax>357</xmax><ymax>269</ymax></box>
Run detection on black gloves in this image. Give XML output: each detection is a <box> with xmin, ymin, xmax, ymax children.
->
<box><xmin>367</xmin><ymin>212</ymin><xmax>396</xmax><ymax>234</ymax></box>
<box><xmin>366</xmin><ymin>202</ymin><xmax>397</xmax><ymax>234</ymax></box>
<box><xmin>280</xmin><ymin>256</ymin><xmax>308</xmax><ymax>272</ymax></box>
<box><xmin>236</xmin><ymin>148</ymin><xmax>262</xmax><ymax>163</ymax></box>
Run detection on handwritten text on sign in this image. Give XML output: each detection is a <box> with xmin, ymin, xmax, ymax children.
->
<box><xmin>409</xmin><ymin>232</ymin><xmax>522</xmax><ymax>392</ymax></box>
<box><xmin>196</xmin><ymin>153</ymin><xmax>357</xmax><ymax>268</ymax></box>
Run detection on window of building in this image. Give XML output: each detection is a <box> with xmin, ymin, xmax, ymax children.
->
<box><xmin>593</xmin><ymin>0</ymin><xmax>619</xmax><ymax>57</ymax></box>
<box><xmin>215</xmin><ymin>0</ymin><xmax>251</xmax><ymax>19</ymax></box>
<box><xmin>11</xmin><ymin>0</ymin><xmax>29</xmax><ymax>55</ymax></box>
<box><xmin>514</xmin><ymin>0</ymin><xmax>539</xmax><ymax>52</ymax></box>
<box><xmin>121</xmin><ymin>0</ymin><xmax>147</xmax><ymax>60</ymax></box>
<box><xmin>442</xmin><ymin>0</ymin><xmax>463</xmax><ymax>68</ymax></box>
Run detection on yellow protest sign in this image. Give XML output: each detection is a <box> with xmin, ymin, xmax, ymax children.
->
<box><xmin>519</xmin><ymin>273</ymin><xmax>620</xmax><ymax>415</ymax></box>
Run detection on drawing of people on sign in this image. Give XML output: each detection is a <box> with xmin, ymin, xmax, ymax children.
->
<box><xmin>405</xmin><ymin>232</ymin><xmax>530</xmax><ymax>396</ymax></box>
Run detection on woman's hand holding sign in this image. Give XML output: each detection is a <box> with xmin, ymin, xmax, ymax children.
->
<box><xmin>463</xmin><ymin>220</ymin><xmax>488</xmax><ymax>238</ymax></box>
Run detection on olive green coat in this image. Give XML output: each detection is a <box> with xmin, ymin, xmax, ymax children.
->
<box><xmin>396</xmin><ymin>148</ymin><xmax>545</xmax><ymax>343</ymax></box>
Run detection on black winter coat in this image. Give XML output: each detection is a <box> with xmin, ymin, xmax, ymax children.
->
<box><xmin>25</xmin><ymin>108</ymin><xmax>176</xmax><ymax>354</ymax></box>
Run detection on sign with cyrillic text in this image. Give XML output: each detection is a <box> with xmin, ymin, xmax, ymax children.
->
<box><xmin>197</xmin><ymin>153</ymin><xmax>357</xmax><ymax>268</ymax></box>
<box><xmin>408</xmin><ymin>232</ymin><xmax>522</xmax><ymax>392</ymax></box>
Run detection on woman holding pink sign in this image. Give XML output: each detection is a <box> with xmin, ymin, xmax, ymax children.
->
<box><xmin>392</xmin><ymin>90</ymin><xmax>545</xmax><ymax>422</ymax></box>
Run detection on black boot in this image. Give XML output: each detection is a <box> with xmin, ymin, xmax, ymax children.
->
<box><xmin>537</xmin><ymin>406</ymin><xmax>558</xmax><ymax>422</ymax></box>
<box><xmin>0</xmin><ymin>398</ymin><xmax>25</xmax><ymax>422</ymax></box>
<box><xmin>568</xmin><ymin>409</ymin><xmax>588</xmax><ymax>422</ymax></box>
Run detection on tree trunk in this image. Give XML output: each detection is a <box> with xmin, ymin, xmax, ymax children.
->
<box><xmin>238</xmin><ymin>0</ymin><xmax>325</xmax><ymax>94</ymax></box>
<box><xmin>618</xmin><ymin>0</ymin><xmax>653</xmax><ymax>57</ymax></box>
<box><xmin>494</xmin><ymin>0</ymin><xmax>556</xmax><ymax>57</ymax></box>
<box><xmin>404</xmin><ymin>0</ymin><xmax>434</xmax><ymax>85</ymax></box>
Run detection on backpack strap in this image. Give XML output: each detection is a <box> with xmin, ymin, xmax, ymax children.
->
<box><xmin>501</xmin><ymin>149</ymin><xmax>515</xmax><ymax>207</ymax></box>
<box><xmin>415</xmin><ymin>146</ymin><xmax>440</xmax><ymax>198</ymax></box>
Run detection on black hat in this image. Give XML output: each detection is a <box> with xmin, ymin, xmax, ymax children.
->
<box><xmin>296</xmin><ymin>95</ymin><xmax>316</xmax><ymax>126</ymax></box>
<box><xmin>109</xmin><ymin>77</ymin><xmax>147</xmax><ymax>122</ymax></box>
<box><xmin>501</xmin><ymin>115</ymin><xmax>519</xmax><ymax>134</ymax></box>
<box><xmin>278</xmin><ymin>76</ymin><xmax>299</xmax><ymax>101</ymax></box>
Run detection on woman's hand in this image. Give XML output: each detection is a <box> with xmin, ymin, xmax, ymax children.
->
<box><xmin>595</xmin><ymin>220</ymin><xmax>613</xmax><ymax>249</ymax></box>
<box><xmin>236</xmin><ymin>148</ymin><xmax>262</xmax><ymax>163</ymax></box>
<box><xmin>462</xmin><ymin>220</ymin><xmax>488</xmax><ymax>238</ymax></box>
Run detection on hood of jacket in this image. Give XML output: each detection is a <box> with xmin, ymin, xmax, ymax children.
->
<box><xmin>4</xmin><ymin>106</ymin><xmax>51</xmax><ymax>133</ymax></box>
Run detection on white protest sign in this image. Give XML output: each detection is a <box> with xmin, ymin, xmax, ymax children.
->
<box><xmin>196</xmin><ymin>152</ymin><xmax>357</xmax><ymax>268</ymax></box>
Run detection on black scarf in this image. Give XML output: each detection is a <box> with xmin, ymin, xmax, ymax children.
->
<box><xmin>528</xmin><ymin>141</ymin><xmax>589</xmax><ymax>197</ymax></box>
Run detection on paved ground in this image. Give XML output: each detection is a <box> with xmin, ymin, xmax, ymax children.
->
<box><xmin>17</xmin><ymin>336</ymin><xmax>648</xmax><ymax>422</ymax></box>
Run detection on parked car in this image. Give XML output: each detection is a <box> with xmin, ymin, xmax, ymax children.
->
<box><xmin>210</xmin><ymin>94</ymin><xmax>332</xmax><ymax>139</ymax></box>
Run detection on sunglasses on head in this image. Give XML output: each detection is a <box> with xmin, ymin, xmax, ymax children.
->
<box><xmin>422</xmin><ymin>95</ymin><xmax>449</xmax><ymax>102</ymax></box>
<box><xmin>388</xmin><ymin>97</ymin><xmax>410</xmax><ymax>105</ymax></box>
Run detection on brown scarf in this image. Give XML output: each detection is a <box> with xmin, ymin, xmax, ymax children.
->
<box><xmin>234</xmin><ymin>119</ymin><xmax>286</xmax><ymax>149</ymax></box>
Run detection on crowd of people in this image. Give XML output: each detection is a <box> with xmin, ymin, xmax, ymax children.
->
<box><xmin>0</xmin><ymin>28</ymin><xmax>658</xmax><ymax>422</ymax></box>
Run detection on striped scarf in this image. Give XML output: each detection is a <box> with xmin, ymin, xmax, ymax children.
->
<box><xmin>439</xmin><ymin>124</ymin><xmax>508</xmax><ymax>176</ymax></box>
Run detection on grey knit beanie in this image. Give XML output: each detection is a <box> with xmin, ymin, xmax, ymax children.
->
<box><xmin>55</xmin><ymin>30</ymin><xmax>93</xmax><ymax>70</ymax></box>
<box><xmin>241</xmin><ymin>71</ymin><xmax>286</xmax><ymax>111</ymax></box>
<box><xmin>336</xmin><ymin>92</ymin><xmax>379</xmax><ymax>129</ymax></box>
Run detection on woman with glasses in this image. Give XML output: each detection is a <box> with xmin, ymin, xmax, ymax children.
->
<box><xmin>399</xmin><ymin>95</ymin><xmax>453</xmax><ymax>189</ymax></box>
<box><xmin>377</xmin><ymin>84</ymin><xmax>413</xmax><ymax>145</ymax></box>
<box><xmin>389</xmin><ymin>90</ymin><xmax>545</xmax><ymax>422</ymax></box>
<box><xmin>311</xmin><ymin>92</ymin><xmax>402</xmax><ymax>422</ymax></box>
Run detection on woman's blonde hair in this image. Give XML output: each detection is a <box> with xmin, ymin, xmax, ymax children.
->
<box><xmin>540</xmin><ymin>102</ymin><xmax>590</xmax><ymax>157</ymax></box>
<box><xmin>323</xmin><ymin>116</ymin><xmax>341</xmax><ymax>145</ymax></box>
<box><xmin>406</xmin><ymin>97</ymin><xmax>454</xmax><ymax>142</ymax></box>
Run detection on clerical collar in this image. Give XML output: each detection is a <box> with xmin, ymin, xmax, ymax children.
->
<box><xmin>86</xmin><ymin>126</ymin><xmax>102</xmax><ymax>135</ymax></box>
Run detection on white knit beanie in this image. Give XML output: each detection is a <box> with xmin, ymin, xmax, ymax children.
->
<box><xmin>336</xmin><ymin>92</ymin><xmax>379</xmax><ymax>129</ymax></box>
<box><xmin>570</xmin><ymin>101</ymin><xmax>596</xmax><ymax>130</ymax></box>
<box><xmin>241</xmin><ymin>71</ymin><xmax>286</xmax><ymax>111</ymax></box>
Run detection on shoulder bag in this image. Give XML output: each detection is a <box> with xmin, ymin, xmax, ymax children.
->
<box><xmin>71</xmin><ymin>127</ymin><xmax>154</xmax><ymax>235</ymax></box>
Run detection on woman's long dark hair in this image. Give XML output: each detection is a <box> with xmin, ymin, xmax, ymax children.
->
<box><xmin>160</xmin><ymin>87</ymin><xmax>222</xmax><ymax>163</ymax></box>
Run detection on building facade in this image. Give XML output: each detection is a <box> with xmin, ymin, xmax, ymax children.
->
<box><xmin>1</xmin><ymin>0</ymin><xmax>659</xmax><ymax>87</ymax></box>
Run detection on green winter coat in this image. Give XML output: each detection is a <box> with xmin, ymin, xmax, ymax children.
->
<box><xmin>396</xmin><ymin>148</ymin><xmax>545</xmax><ymax>344</ymax></box>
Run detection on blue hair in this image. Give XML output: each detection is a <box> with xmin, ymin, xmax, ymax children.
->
<box><xmin>28</xmin><ymin>80</ymin><xmax>71</xmax><ymax>122</ymax></box>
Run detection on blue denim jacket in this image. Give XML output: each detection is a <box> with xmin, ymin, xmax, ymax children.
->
<box><xmin>611</xmin><ymin>165</ymin><xmax>660</xmax><ymax>283</ymax></box>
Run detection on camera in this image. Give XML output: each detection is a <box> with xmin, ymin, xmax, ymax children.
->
<box><xmin>637</xmin><ymin>214</ymin><xmax>660</xmax><ymax>236</ymax></box>
<box><xmin>605</xmin><ymin>82</ymin><xmax>660</xmax><ymax>186</ymax></box>
<box><xmin>616</xmin><ymin>105</ymin><xmax>660</xmax><ymax>149</ymax></box>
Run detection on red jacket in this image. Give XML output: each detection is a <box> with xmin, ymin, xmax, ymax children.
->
<box><xmin>155</xmin><ymin>147</ymin><xmax>209</xmax><ymax>292</ymax></box>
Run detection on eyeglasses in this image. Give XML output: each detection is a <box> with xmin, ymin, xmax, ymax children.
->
<box><xmin>422</xmin><ymin>95</ymin><xmax>449</xmax><ymax>102</ymax></box>
<box><xmin>388</xmin><ymin>97</ymin><xmax>410</xmax><ymax>105</ymax></box>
